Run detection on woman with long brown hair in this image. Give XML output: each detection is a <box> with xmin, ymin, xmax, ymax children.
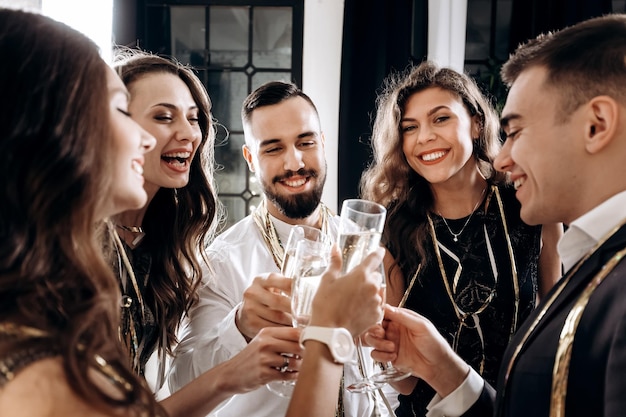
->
<box><xmin>0</xmin><ymin>8</ymin><xmax>161</xmax><ymax>416</ymax></box>
<box><xmin>360</xmin><ymin>61</ymin><xmax>562</xmax><ymax>416</ymax></box>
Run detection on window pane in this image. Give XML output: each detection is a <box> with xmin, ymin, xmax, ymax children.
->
<box><xmin>219</xmin><ymin>195</ymin><xmax>262</xmax><ymax>231</ymax></box>
<box><xmin>210</xmin><ymin>6</ymin><xmax>249</xmax><ymax>67</ymax></box>
<box><xmin>171</xmin><ymin>6</ymin><xmax>205</xmax><ymax>65</ymax></box>
<box><xmin>215</xmin><ymin>133</ymin><xmax>247</xmax><ymax>194</ymax></box>
<box><xmin>252</xmin><ymin>7</ymin><xmax>292</xmax><ymax>68</ymax></box>
<box><xmin>206</xmin><ymin>71</ymin><xmax>248</xmax><ymax>132</ymax></box>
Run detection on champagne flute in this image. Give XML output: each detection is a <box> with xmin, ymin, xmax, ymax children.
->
<box><xmin>291</xmin><ymin>238</ymin><xmax>332</xmax><ymax>328</ymax></box>
<box><xmin>369</xmin><ymin>265</ymin><xmax>412</xmax><ymax>384</ymax></box>
<box><xmin>266</xmin><ymin>225</ymin><xmax>328</xmax><ymax>397</ymax></box>
<box><xmin>338</xmin><ymin>199</ymin><xmax>387</xmax><ymax>393</ymax></box>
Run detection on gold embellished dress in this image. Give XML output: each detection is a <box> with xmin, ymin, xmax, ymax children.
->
<box><xmin>393</xmin><ymin>185</ymin><xmax>542</xmax><ymax>417</ymax></box>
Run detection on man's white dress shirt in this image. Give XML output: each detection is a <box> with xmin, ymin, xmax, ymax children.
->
<box><xmin>169</xmin><ymin>212</ymin><xmax>398</xmax><ymax>416</ymax></box>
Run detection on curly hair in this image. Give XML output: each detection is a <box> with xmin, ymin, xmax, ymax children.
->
<box><xmin>113</xmin><ymin>50</ymin><xmax>222</xmax><ymax>355</ymax></box>
<box><xmin>360</xmin><ymin>61</ymin><xmax>505</xmax><ymax>281</ymax></box>
<box><xmin>0</xmin><ymin>9</ymin><xmax>161</xmax><ymax>416</ymax></box>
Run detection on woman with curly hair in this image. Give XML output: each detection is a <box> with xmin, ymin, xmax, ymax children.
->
<box><xmin>360</xmin><ymin>61</ymin><xmax>562</xmax><ymax>416</ymax></box>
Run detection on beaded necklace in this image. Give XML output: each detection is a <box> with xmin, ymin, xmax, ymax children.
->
<box><xmin>252</xmin><ymin>198</ymin><xmax>334</xmax><ymax>269</ymax></box>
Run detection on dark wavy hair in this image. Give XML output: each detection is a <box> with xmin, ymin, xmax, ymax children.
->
<box><xmin>360</xmin><ymin>61</ymin><xmax>505</xmax><ymax>282</ymax></box>
<box><xmin>113</xmin><ymin>50</ymin><xmax>221</xmax><ymax>354</ymax></box>
<box><xmin>0</xmin><ymin>9</ymin><xmax>161</xmax><ymax>416</ymax></box>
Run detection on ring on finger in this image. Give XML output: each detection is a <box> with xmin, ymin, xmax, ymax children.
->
<box><xmin>279</xmin><ymin>356</ymin><xmax>289</xmax><ymax>373</ymax></box>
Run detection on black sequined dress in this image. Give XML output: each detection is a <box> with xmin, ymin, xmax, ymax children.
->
<box><xmin>394</xmin><ymin>185</ymin><xmax>542</xmax><ymax>417</ymax></box>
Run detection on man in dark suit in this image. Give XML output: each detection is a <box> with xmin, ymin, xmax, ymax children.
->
<box><xmin>367</xmin><ymin>13</ymin><xmax>626</xmax><ymax>417</ymax></box>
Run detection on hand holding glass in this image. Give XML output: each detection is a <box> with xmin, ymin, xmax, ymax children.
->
<box><xmin>266</xmin><ymin>225</ymin><xmax>329</xmax><ymax>397</ymax></box>
<box><xmin>369</xmin><ymin>265</ymin><xmax>412</xmax><ymax>384</ymax></box>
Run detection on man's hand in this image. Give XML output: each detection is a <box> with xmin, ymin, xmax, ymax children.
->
<box><xmin>366</xmin><ymin>305</ymin><xmax>470</xmax><ymax>398</ymax></box>
<box><xmin>236</xmin><ymin>273</ymin><xmax>294</xmax><ymax>341</ymax></box>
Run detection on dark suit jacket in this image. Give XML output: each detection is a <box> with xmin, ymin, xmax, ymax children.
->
<box><xmin>463</xmin><ymin>225</ymin><xmax>626</xmax><ymax>417</ymax></box>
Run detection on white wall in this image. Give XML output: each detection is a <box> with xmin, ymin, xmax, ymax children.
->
<box><xmin>0</xmin><ymin>0</ymin><xmax>113</xmax><ymax>63</ymax></box>
<box><xmin>302</xmin><ymin>0</ymin><xmax>344</xmax><ymax>213</ymax></box>
<box><xmin>427</xmin><ymin>0</ymin><xmax>467</xmax><ymax>72</ymax></box>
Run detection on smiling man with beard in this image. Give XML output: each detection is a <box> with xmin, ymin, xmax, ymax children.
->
<box><xmin>169</xmin><ymin>81</ymin><xmax>394</xmax><ymax>417</ymax></box>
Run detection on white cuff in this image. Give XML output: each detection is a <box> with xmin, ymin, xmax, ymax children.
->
<box><xmin>426</xmin><ymin>368</ymin><xmax>484</xmax><ymax>417</ymax></box>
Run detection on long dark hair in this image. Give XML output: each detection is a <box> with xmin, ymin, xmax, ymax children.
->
<box><xmin>0</xmin><ymin>9</ymin><xmax>160</xmax><ymax>415</ymax></box>
<box><xmin>114</xmin><ymin>50</ymin><xmax>220</xmax><ymax>354</ymax></box>
<box><xmin>360</xmin><ymin>61</ymin><xmax>505</xmax><ymax>283</ymax></box>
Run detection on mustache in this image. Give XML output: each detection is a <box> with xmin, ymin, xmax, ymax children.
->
<box><xmin>273</xmin><ymin>168</ymin><xmax>318</xmax><ymax>183</ymax></box>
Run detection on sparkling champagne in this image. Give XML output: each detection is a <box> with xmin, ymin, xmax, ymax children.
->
<box><xmin>339</xmin><ymin>231</ymin><xmax>382</xmax><ymax>273</ymax></box>
<box><xmin>291</xmin><ymin>274</ymin><xmax>323</xmax><ymax>328</ymax></box>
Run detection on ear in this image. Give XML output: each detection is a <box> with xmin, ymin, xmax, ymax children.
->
<box><xmin>470</xmin><ymin>115</ymin><xmax>481</xmax><ymax>140</ymax></box>
<box><xmin>320</xmin><ymin>131</ymin><xmax>326</xmax><ymax>149</ymax></box>
<box><xmin>242</xmin><ymin>144</ymin><xmax>255</xmax><ymax>172</ymax></box>
<box><xmin>584</xmin><ymin>96</ymin><xmax>619</xmax><ymax>154</ymax></box>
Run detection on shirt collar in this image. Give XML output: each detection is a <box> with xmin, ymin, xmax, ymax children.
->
<box><xmin>558</xmin><ymin>190</ymin><xmax>626</xmax><ymax>272</ymax></box>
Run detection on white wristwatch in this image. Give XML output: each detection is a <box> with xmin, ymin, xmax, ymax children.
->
<box><xmin>300</xmin><ymin>326</ymin><xmax>355</xmax><ymax>364</ymax></box>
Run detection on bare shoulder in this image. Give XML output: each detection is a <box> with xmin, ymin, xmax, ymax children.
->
<box><xmin>0</xmin><ymin>357</ymin><xmax>116</xmax><ymax>417</ymax></box>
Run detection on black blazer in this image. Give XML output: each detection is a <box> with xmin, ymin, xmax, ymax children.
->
<box><xmin>464</xmin><ymin>225</ymin><xmax>626</xmax><ymax>417</ymax></box>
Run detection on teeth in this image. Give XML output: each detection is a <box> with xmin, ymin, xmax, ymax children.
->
<box><xmin>132</xmin><ymin>160</ymin><xmax>143</xmax><ymax>175</ymax></box>
<box><xmin>421</xmin><ymin>151</ymin><xmax>446</xmax><ymax>161</ymax></box>
<box><xmin>513</xmin><ymin>178</ymin><xmax>524</xmax><ymax>190</ymax></box>
<box><xmin>162</xmin><ymin>151</ymin><xmax>190</xmax><ymax>159</ymax></box>
<box><xmin>284</xmin><ymin>178</ymin><xmax>306</xmax><ymax>187</ymax></box>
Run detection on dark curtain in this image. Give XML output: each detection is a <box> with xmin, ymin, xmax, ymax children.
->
<box><xmin>337</xmin><ymin>0</ymin><xmax>427</xmax><ymax>202</ymax></box>
<box><xmin>509</xmin><ymin>0</ymin><xmax>615</xmax><ymax>51</ymax></box>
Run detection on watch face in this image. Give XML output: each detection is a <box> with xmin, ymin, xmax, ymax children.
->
<box><xmin>334</xmin><ymin>331</ymin><xmax>353</xmax><ymax>356</ymax></box>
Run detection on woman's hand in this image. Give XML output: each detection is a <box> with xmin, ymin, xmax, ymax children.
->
<box><xmin>220</xmin><ymin>326</ymin><xmax>303</xmax><ymax>393</ymax></box>
<box><xmin>309</xmin><ymin>245</ymin><xmax>385</xmax><ymax>337</ymax></box>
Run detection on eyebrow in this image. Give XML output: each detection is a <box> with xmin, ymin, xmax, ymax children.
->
<box><xmin>500</xmin><ymin>113</ymin><xmax>522</xmax><ymax>130</ymax></box>
<box><xmin>258</xmin><ymin>131</ymin><xmax>317</xmax><ymax>148</ymax></box>
<box><xmin>151</xmin><ymin>102</ymin><xmax>199</xmax><ymax>111</ymax></box>
<box><xmin>400</xmin><ymin>105</ymin><xmax>448</xmax><ymax>123</ymax></box>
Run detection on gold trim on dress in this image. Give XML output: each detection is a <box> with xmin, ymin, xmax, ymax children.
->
<box><xmin>425</xmin><ymin>185</ymin><xmax>518</xmax><ymax>374</ymax></box>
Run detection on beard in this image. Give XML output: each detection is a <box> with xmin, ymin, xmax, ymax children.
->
<box><xmin>261</xmin><ymin>166</ymin><xmax>326</xmax><ymax>219</ymax></box>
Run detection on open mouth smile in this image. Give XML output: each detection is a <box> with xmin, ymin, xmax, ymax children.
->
<box><xmin>418</xmin><ymin>149</ymin><xmax>449</xmax><ymax>164</ymax></box>
<box><xmin>162</xmin><ymin>151</ymin><xmax>191</xmax><ymax>168</ymax></box>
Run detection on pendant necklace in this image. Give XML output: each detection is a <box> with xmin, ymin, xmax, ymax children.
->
<box><xmin>438</xmin><ymin>186</ymin><xmax>487</xmax><ymax>242</ymax></box>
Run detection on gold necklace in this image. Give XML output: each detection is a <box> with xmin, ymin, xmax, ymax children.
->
<box><xmin>252</xmin><ymin>198</ymin><xmax>335</xmax><ymax>269</ymax></box>
<box><xmin>427</xmin><ymin>185</ymin><xmax>518</xmax><ymax>374</ymax></box>
<box><xmin>437</xmin><ymin>186</ymin><xmax>487</xmax><ymax>242</ymax></box>
<box><xmin>111</xmin><ymin>227</ymin><xmax>146</xmax><ymax>374</ymax></box>
<box><xmin>116</xmin><ymin>224</ymin><xmax>145</xmax><ymax>246</ymax></box>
